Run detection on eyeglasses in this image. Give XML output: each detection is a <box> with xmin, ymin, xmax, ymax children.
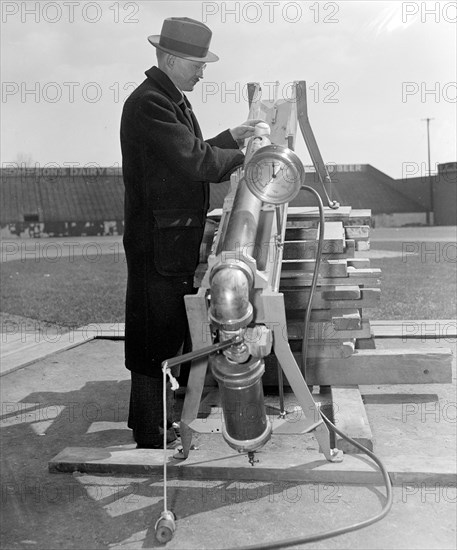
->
<box><xmin>192</xmin><ymin>63</ymin><xmax>207</xmax><ymax>74</ymax></box>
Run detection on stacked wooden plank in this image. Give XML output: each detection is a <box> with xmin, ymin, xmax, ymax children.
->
<box><xmin>199</xmin><ymin>205</ymin><xmax>452</xmax><ymax>390</ymax></box>
<box><xmin>280</xmin><ymin>206</ymin><xmax>380</xmax><ymax>365</ymax></box>
<box><xmin>264</xmin><ymin>206</ymin><xmax>453</xmax><ymax>386</ymax></box>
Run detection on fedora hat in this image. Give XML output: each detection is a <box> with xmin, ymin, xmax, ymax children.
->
<box><xmin>148</xmin><ymin>17</ymin><xmax>219</xmax><ymax>63</ymax></box>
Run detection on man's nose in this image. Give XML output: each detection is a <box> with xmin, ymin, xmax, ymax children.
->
<box><xmin>196</xmin><ymin>64</ymin><xmax>206</xmax><ymax>77</ymax></box>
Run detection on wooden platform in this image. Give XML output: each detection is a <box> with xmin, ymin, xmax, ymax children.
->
<box><xmin>49</xmin><ymin>445</ymin><xmax>456</xmax><ymax>485</ymax></box>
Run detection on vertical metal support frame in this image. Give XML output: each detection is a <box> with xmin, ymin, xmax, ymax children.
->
<box><xmin>180</xmin><ymin>286</ymin><xmax>339</xmax><ymax>462</ymax></box>
<box><xmin>247</xmin><ymin>80</ymin><xmax>337</xmax><ymax>204</ymax></box>
<box><xmin>247</xmin><ymin>82</ymin><xmax>298</xmax><ymax>150</ymax></box>
<box><xmin>179</xmin><ymin>289</ymin><xmax>211</xmax><ymax>458</ymax></box>
<box><xmin>260</xmin><ymin>291</ymin><xmax>337</xmax><ymax>461</ymax></box>
<box><xmin>295</xmin><ymin>80</ymin><xmax>338</xmax><ymax>206</ymax></box>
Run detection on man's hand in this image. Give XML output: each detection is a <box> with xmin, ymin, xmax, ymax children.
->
<box><xmin>230</xmin><ymin>119</ymin><xmax>265</xmax><ymax>147</ymax></box>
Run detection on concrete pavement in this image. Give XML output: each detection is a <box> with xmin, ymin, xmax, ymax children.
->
<box><xmin>1</xmin><ymin>337</ymin><xmax>455</xmax><ymax>549</ymax></box>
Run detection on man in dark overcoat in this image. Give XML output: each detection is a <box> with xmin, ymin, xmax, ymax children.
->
<box><xmin>120</xmin><ymin>17</ymin><xmax>260</xmax><ymax>447</ymax></box>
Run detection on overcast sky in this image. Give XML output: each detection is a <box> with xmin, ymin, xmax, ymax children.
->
<box><xmin>1</xmin><ymin>1</ymin><xmax>456</xmax><ymax>179</ymax></box>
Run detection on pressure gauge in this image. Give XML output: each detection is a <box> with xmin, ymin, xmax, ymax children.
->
<box><xmin>244</xmin><ymin>145</ymin><xmax>305</xmax><ymax>205</ymax></box>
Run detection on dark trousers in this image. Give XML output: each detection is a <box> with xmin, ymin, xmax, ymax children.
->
<box><xmin>125</xmin><ymin>268</ymin><xmax>196</xmax><ymax>444</ymax></box>
<box><xmin>128</xmin><ymin>371</ymin><xmax>176</xmax><ymax>445</ymax></box>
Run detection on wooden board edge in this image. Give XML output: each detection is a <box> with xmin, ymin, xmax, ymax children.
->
<box><xmin>48</xmin><ymin>447</ymin><xmax>456</xmax><ymax>486</ymax></box>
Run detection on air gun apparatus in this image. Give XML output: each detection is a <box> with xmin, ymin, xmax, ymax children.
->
<box><xmin>155</xmin><ymin>123</ymin><xmax>392</xmax><ymax>546</ymax></box>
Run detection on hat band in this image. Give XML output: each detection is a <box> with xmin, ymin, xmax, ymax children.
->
<box><xmin>160</xmin><ymin>35</ymin><xmax>208</xmax><ymax>58</ymax></box>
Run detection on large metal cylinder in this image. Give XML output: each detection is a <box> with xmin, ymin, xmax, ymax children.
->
<box><xmin>220</xmin><ymin>178</ymin><xmax>263</xmax><ymax>260</ymax></box>
<box><xmin>210</xmin><ymin>354</ymin><xmax>272</xmax><ymax>453</ymax></box>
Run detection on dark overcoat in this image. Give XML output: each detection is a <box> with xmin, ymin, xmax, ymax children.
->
<box><xmin>120</xmin><ymin>66</ymin><xmax>244</xmax><ymax>376</ymax></box>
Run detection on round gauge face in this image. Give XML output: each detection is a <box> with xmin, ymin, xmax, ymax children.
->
<box><xmin>244</xmin><ymin>145</ymin><xmax>304</xmax><ymax>204</ymax></box>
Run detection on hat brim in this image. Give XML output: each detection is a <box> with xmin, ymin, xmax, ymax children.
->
<box><xmin>148</xmin><ymin>35</ymin><xmax>219</xmax><ymax>63</ymax></box>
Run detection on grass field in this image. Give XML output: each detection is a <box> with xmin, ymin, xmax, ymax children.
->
<box><xmin>1</xmin><ymin>236</ymin><xmax>455</xmax><ymax>328</ymax></box>
<box><xmin>369</xmin><ymin>241</ymin><xmax>456</xmax><ymax>319</ymax></box>
<box><xmin>1</xmin><ymin>252</ymin><xmax>127</xmax><ymax>328</ymax></box>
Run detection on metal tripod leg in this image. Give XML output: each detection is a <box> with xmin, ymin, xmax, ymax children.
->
<box><xmin>177</xmin><ymin>356</ymin><xmax>208</xmax><ymax>459</ymax></box>
<box><xmin>175</xmin><ymin>291</ymin><xmax>211</xmax><ymax>459</ymax></box>
<box><xmin>264</xmin><ymin>293</ymin><xmax>342</xmax><ymax>462</ymax></box>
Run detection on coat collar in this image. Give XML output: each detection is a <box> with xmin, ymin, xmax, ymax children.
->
<box><xmin>145</xmin><ymin>66</ymin><xmax>183</xmax><ymax>104</ymax></box>
<box><xmin>144</xmin><ymin>65</ymin><xmax>199</xmax><ymax>136</ymax></box>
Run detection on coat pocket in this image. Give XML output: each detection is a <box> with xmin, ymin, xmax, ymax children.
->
<box><xmin>152</xmin><ymin>210</ymin><xmax>204</xmax><ymax>276</ymax></box>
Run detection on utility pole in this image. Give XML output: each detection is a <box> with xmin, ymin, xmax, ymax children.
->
<box><xmin>422</xmin><ymin>117</ymin><xmax>434</xmax><ymax>225</ymax></box>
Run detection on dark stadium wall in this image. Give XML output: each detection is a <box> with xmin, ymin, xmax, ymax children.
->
<box><xmin>393</xmin><ymin>162</ymin><xmax>457</xmax><ymax>226</ymax></box>
<box><xmin>434</xmin><ymin>162</ymin><xmax>457</xmax><ymax>226</ymax></box>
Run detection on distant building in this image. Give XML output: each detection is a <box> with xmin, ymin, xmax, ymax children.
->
<box><xmin>0</xmin><ymin>162</ymin><xmax>455</xmax><ymax>237</ymax></box>
<box><xmin>392</xmin><ymin>162</ymin><xmax>457</xmax><ymax>226</ymax></box>
<box><xmin>0</xmin><ymin>165</ymin><xmax>124</xmax><ymax>238</ymax></box>
<box><xmin>212</xmin><ymin>162</ymin><xmax>456</xmax><ymax>227</ymax></box>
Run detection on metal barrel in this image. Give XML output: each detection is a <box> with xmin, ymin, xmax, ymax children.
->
<box><xmin>221</xmin><ymin>178</ymin><xmax>263</xmax><ymax>260</ymax></box>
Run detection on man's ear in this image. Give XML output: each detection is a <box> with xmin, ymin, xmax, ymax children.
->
<box><xmin>166</xmin><ymin>55</ymin><xmax>176</xmax><ymax>69</ymax></box>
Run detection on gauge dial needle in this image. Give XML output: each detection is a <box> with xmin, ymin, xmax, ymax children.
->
<box><xmin>267</xmin><ymin>163</ymin><xmax>281</xmax><ymax>184</ymax></box>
